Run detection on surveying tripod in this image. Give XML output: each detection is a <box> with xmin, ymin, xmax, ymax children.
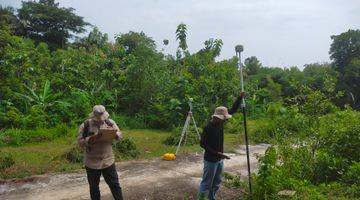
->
<box><xmin>175</xmin><ymin>98</ymin><xmax>201</xmax><ymax>155</ymax></box>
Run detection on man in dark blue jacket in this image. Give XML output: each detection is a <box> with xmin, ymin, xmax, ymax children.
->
<box><xmin>198</xmin><ymin>92</ymin><xmax>245</xmax><ymax>200</ymax></box>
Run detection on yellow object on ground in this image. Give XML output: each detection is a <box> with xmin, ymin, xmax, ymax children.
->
<box><xmin>162</xmin><ymin>153</ymin><xmax>176</xmax><ymax>161</ymax></box>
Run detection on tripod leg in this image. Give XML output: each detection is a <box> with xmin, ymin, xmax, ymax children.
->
<box><xmin>175</xmin><ymin>114</ymin><xmax>191</xmax><ymax>155</ymax></box>
<box><xmin>191</xmin><ymin>114</ymin><xmax>201</xmax><ymax>140</ymax></box>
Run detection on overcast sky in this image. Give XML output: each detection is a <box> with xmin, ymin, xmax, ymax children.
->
<box><xmin>2</xmin><ymin>0</ymin><xmax>359</xmax><ymax>68</ymax></box>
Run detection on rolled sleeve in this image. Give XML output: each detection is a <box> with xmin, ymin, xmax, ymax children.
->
<box><xmin>110</xmin><ymin>120</ymin><xmax>122</xmax><ymax>141</ymax></box>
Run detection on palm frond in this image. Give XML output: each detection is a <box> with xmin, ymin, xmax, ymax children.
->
<box><xmin>42</xmin><ymin>80</ymin><xmax>51</xmax><ymax>102</ymax></box>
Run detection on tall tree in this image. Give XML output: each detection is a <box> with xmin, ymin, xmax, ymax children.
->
<box><xmin>77</xmin><ymin>27</ymin><xmax>108</xmax><ymax>50</ymax></box>
<box><xmin>0</xmin><ymin>6</ymin><xmax>25</xmax><ymax>36</ymax></box>
<box><xmin>329</xmin><ymin>29</ymin><xmax>360</xmax><ymax>73</ymax></box>
<box><xmin>245</xmin><ymin>56</ymin><xmax>262</xmax><ymax>75</ymax></box>
<box><xmin>329</xmin><ymin>29</ymin><xmax>360</xmax><ymax>109</ymax></box>
<box><xmin>343</xmin><ymin>58</ymin><xmax>360</xmax><ymax>109</ymax></box>
<box><xmin>176</xmin><ymin>23</ymin><xmax>188</xmax><ymax>52</ymax></box>
<box><xmin>115</xmin><ymin>31</ymin><xmax>156</xmax><ymax>54</ymax></box>
<box><xmin>202</xmin><ymin>38</ymin><xmax>223</xmax><ymax>58</ymax></box>
<box><xmin>17</xmin><ymin>0</ymin><xmax>89</xmax><ymax>49</ymax></box>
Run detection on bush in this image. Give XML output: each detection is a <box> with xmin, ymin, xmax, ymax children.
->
<box><xmin>224</xmin><ymin>172</ymin><xmax>243</xmax><ymax>188</ymax></box>
<box><xmin>53</xmin><ymin>123</ymin><xmax>72</xmax><ymax>137</ymax></box>
<box><xmin>313</xmin><ymin>150</ymin><xmax>347</xmax><ymax>184</ymax></box>
<box><xmin>62</xmin><ymin>144</ymin><xmax>84</xmax><ymax>163</ymax></box>
<box><xmin>318</xmin><ymin>109</ymin><xmax>360</xmax><ymax>162</ymax></box>
<box><xmin>251</xmin><ymin>119</ymin><xmax>275</xmax><ymax>143</ymax></box>
<box><xmin>251</xmin><ymin>107</ymin><xmax>308</xmax><ymax>143</ymax></box>
<box><xmin>253</xmin><ymin>146</ymin><xmax>283</xmax><ymax>199</ymax></box>
<box><xmin>0</xmin><ymin>106</ymin><xmax>23</xmax><ymax>128</ymax></box>
<box><xmin>341</xmin><ymin>162</ymin><xmax>360</xmax><ymax>197</ymax></box>
<box><xmin>311</xmin><ymin>109</ymin><xmax>360</xmax><ymax>184</ymax></box>
<box><xmin>279</xmin><ymin>145</ymin><xmax>315</xmax><ymax>181</ymax></box>
<box><xmin>0</xmin><ymin>125</ymin><xmax>72</xmax><ymax>146</ymax></box>
<box><xmin>23</xmin><ymin>106</ymin><xmax>48</xmax><ymax>129</ymax></box>
<box><xmin>113</xmin><ymin>137</ymin><xmax>140</xmax><ymax>159</ymax></box>
<box><xmin>248</xmin><ymin>141</ymin><xmax>360</xmax><ymax>200</ymax></box>
<box><xmin>251</xmin><ymin>146</ymin><xmax>327</xmax><ymax>199</ymax></box>
<box><xmin>343</xmin><ymin>162</ymin><xmax>360</xmax><ymax>185</ymax></box>
<box><xmin>54</xmin><ymin>89</ymin><xmax>92</xmax><ymax>126</ymax></box>
<box><xmin>163</xmin><ymin>126</ymin><xmax>200</xmax><ymax>146</ymax></box>
<box><xmin>224</xmin><ymin>114</ymin><xmax>243</xmax><ymax>134</ymax></box>
<box><xmin>0</xmin><ymin>152</ymin><xmax>15</xmax><ymax>170</ymax></box>
<box><xmin>145</xmin><ymin>103</ymin><xmax>173</xmax><ymax>129</ymax></box>
<box><xmin>111</xmin><ymin>114</ymin><xmax>147</xmax><ymax>129</ymax></box>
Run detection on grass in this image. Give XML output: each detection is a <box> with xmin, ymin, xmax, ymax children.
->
<box><xmin>0</xmin><ymin>128</ymin><xmax>243</xmax><ymax>179</ymax></box>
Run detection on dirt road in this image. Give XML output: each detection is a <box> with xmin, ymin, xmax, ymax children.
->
<box><xmin>0</xmin><ymin>144</ymin><xmax>269</xmax><ymax>200</ymax></box>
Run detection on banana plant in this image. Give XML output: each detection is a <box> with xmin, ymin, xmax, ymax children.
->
<box><xmin>15</xmin><ymin>80</ymin><xmax>69</xmax><ymax>111</ymax></box>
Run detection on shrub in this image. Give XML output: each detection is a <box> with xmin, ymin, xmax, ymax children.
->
<box><xmin>299</xmin><ymin>88</ymin><xmax>338</xmax><ymax>116</ymax></box>
<box><xmin>343</xmin><ymin>162</ymin><xmax>360</xmax><ymax>185</ymax></box>
<box><xmin>163</xmin><ymin>126</ymin><xmax>200</xmax><ymax>146</ymax></box>
<box><xmin>113</xmin><ymin>137</ymin><xmax>140</xmax><ymax>159</ymax></box>
<box><xmin>251</xmin><ymin>107</ymin><xmax>308</xmax><ymax>143</ymax></box>
<box><xmin>60</xmin><ymin>89</ymin><xmax>92</xmax><ymax>125</ymax></box>
<box><xmin>23</xmin><ymin>106</ymin><xmax>48</xmax><ymax>129</ymax></box>
<box><xmin>62</xmin><ymin>144</ymin><xmax>84</xmax><ymax>163</ymax></box>
<box><xmin>0</xmin><ymin>152</ymin><xmax>15</xmax><ymax>170</ymax></box>
<box><xmin>53</xmin><ymin>123</ymin><xmax>72</xmax><ymax>137</ymax></box>
<box><xmin>0</xmin><ymin>106</ymin><xmax>23</xmax><ymax>128</ymax></box>
<box><xmin>311</xmin><ymin>109</ymin><xmax>360</xmax><ymax>184</ymax></box>
<box><xmin>341</xmin><ymin>161</ymin><xmax>360</xmax><ymax>197</ymax></box>
<box><xmin>251</xmin><ymin>119</ymin><xmax>276</xmax><ymax>143</ymax></box>
<box><xmin>111</xmin><ymin>114</ymin><xmax>147</xmax><ymax>129</ymax></box>
<box><xmin>279</xmin><ymin>145</ymin><xmax>315</xmax><ymax>181</ymax></box>
<box><xmin>318</xmin><ymin>109</ymin><xmax>360</xmax><ymax>162</ymax></box>
<box><xmin>0</xmin><ymin>125</ymin><xmax>72</xmax><ymax>146</ymax></box>
<box><xmin>224</xmin><ymin>114</ymin><xmax>243</xmax><ymax>134</ymax></box>
<box><xmin>0</xmin><ymin>129</ymin><xmax>51</xmax><ymax>146</ymax></box>
<box><xmin>145</xmin><ymin>103</ymin><xmax>173</xmax><ymax>129</ymax></box>
<box><xmin>341</xmin><ymin>162</ymin><xmax>360</xmax><ymax>197</ymax></box>
<box><xmin>223</xmin><ymin>172</ymin><xmax>243</xmax><ymax>188</ymax></box>
<box><xmin>253</xmin><ymin>146</ymin><xmax>285</xmax><ymax>199</ymax></box>
<box><xmin>313</xmin><ymin>150</ymin><xmax>347</xmax><ymax>184</ymax></box>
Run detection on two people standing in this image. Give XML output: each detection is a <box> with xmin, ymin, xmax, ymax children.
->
<box><xmin>78</xmin><ymin>92</ymin><xmax>244</xmax><ymax>200</ymax></box>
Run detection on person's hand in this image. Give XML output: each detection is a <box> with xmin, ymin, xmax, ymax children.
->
<box><xmin>115</xmin><ymin>131</ymin><xmax>122</xmax><ymax>141</ymax></box>
<box><xmin>218</xmin><ymin>152</ymin><xmax>230</xmax><ymax>160</ymax></box>
<box><xmin>240</xmin><ymin>91</ymin><xmax>246</xmax><ymax>99</ymax></box>
<box><xmin>88</xmin><ymin>133</ymin><xmax>102</xmax><ymax>144</ymax></box>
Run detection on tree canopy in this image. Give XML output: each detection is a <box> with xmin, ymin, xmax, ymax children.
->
<box><xmin>17</xmin><ymin>0</ymin><xmax>89</xmax><ymax>49</ymax></box>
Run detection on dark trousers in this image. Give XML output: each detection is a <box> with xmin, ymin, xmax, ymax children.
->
<box><xmin>85</xmin><ymin>164</ymin><xmax>123</xmax><ymax>200</ymax></box>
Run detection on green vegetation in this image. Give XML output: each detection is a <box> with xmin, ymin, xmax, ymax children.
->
<box><xmin>0</xmin><ymin>129</ymin><xmax>240</xmax><ymax>179</ymax></box>
<box><xmin>0</xmin><ymin>1</ymin><xmax>359</xmax><ymax>199</ymax></box>
<box><xmin>227</xmin><ymin>107</ymin><xmax>360</xmax><ymax>199</ymax></box>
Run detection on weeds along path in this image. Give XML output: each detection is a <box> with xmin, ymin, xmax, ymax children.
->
<box><xmin>0</xmin><ymin>144</ymin><xmax>269</xmax><ymax>200</ymax></box>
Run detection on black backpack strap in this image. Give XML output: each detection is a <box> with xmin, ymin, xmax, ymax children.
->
<box><xmin>104</xmin><ymin>119</ymin><xmax>114</xmax><ymax>127</ymax></box>
<box><xmin>82</xmin><ymin>119</ymin><xmax>90</xmax><ymax>138</ymax></box>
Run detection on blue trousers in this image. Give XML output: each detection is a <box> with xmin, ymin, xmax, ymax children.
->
<box><xmin>198</xmin><ymin>160</ymin><xmax>224</xmax><ymax>200</ymax></box>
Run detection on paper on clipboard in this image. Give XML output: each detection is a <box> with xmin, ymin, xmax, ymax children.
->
<box><xmin>96</xmin><ymin>128</ymin><xmax>117</xmax><ymax>142</ymax></box>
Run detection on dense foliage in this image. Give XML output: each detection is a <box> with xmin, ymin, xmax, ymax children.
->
<box><xmin>243</xmin><ymin>108</ymin><xmax>360</xmax><ymax>199</ymax></box>
<box><xmin>0</xmin><ymin>1</ymin><xmax>359</xmax><ymax>198</ymax></box>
